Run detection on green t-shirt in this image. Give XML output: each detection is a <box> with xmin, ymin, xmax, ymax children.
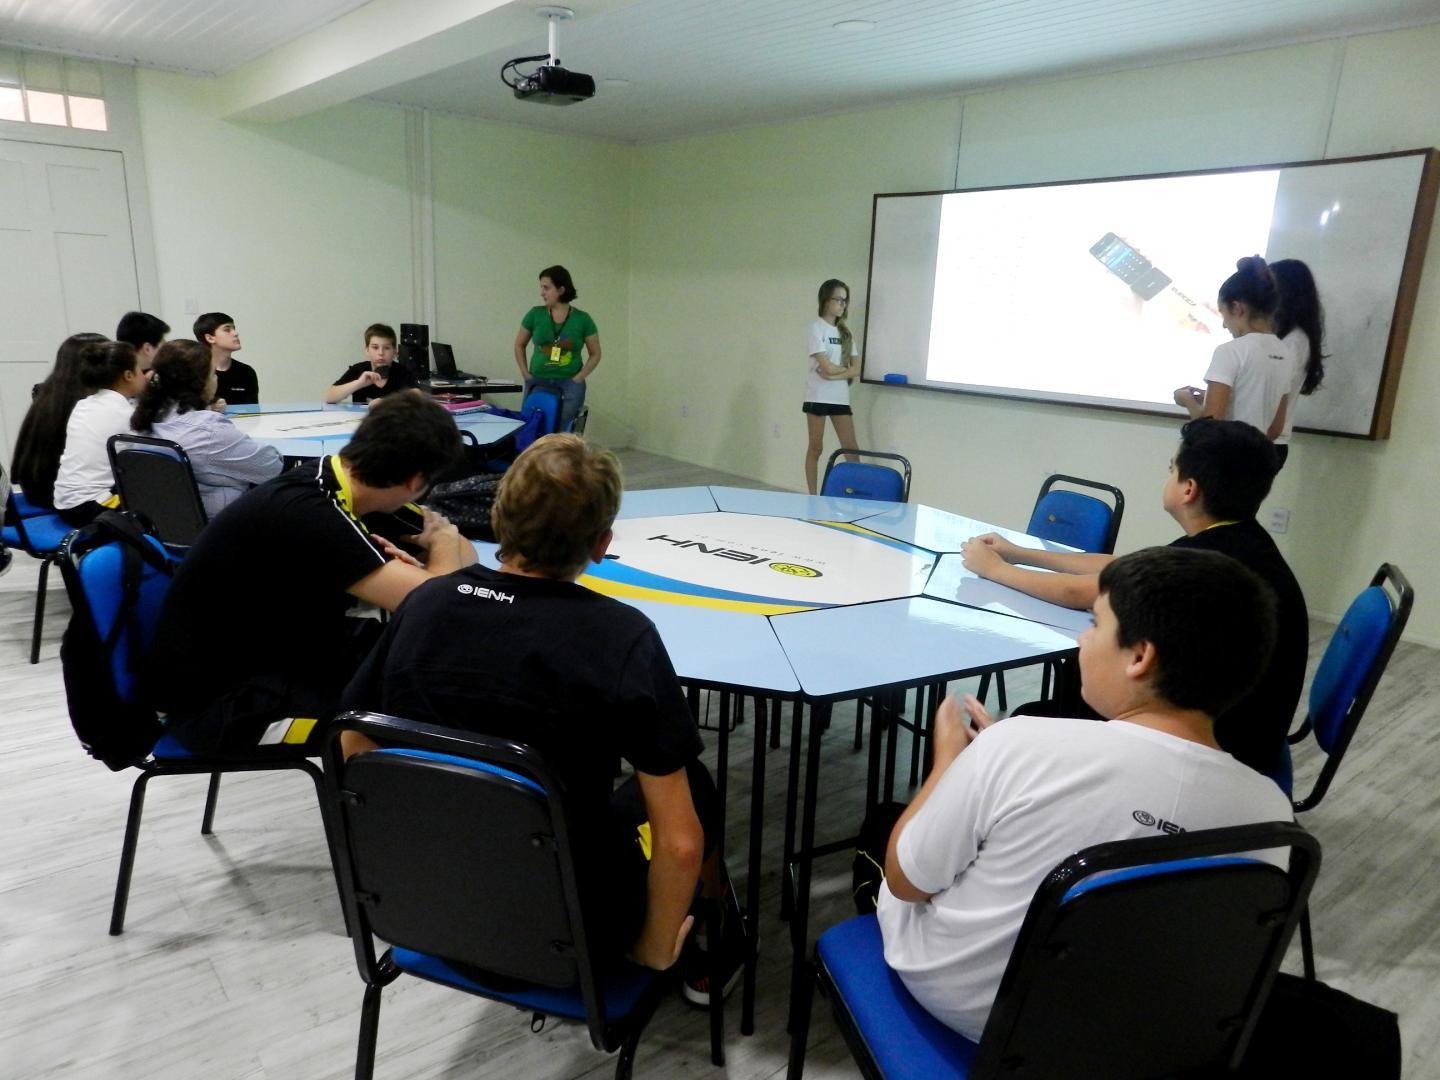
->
<box><xmin>521</xmin><ymin>305</ymin><xmax>598</xmax><ymax>380</ymax></box>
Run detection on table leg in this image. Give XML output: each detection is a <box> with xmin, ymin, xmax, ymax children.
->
<box><xmin>786</xmin><ymin>700</ymin><xmax>828</xmax><ymax>1033</ymax></box>
<box><xmin>741</xmin><ymin>695</ymin><xmax>769</xmax><ymax>1036</ymax></box>
<box><xmin>716</xmin><ymin>690</ymin><xmax>731</xmax><ymax>864</ymax></box>
<box><xmin>780</xmin><ymin>699</ymin><xmax>803</xmax><ymax>922</ymax></box>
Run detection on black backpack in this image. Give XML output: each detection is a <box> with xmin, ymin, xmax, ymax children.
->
<box><xmin>59</xmin><ymin>511</ymin><xmax>175</xmax><ymax>770</ymax></box>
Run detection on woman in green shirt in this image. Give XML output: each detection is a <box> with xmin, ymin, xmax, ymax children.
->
<box><xmin>513</xmin><ymin>264</ymin><xmax>601</xmax><ymax>433</ymax></box>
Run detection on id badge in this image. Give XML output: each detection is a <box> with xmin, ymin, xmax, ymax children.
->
<box><xmin>549</xmin><ymin>345</ymin><xmax>563</xmax><ymax>365</ymax></box>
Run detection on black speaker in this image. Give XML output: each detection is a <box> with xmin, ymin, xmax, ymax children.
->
<box><xmin>399</xmin><ymin>323</ymin><xmax>430</xmax><ymax>378</ymax></box>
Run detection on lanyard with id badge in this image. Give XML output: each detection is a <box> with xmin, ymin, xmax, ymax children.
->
<box><xmin>546</xmin><ymin>310</ymin><xmax>569</xmax><ymax>367</ymax></box>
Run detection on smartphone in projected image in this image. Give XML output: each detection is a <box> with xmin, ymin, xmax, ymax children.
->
<box><xmin>1090</xmin><ymin>232</ymin><xmax>1172</xmax><ymax>300</ymax></box>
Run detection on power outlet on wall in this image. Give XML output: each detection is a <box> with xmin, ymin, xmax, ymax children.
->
<box><xmin>771</xmin><ymin>423</ymin><xmax>782</xmax><ymax>438</ymax></box>
<box><xmin>1267</xmin><ymin>507</ymin><xmax>1290</xmax><ymax>534</ymax></box>
<box><xmin>183</xmin><ymin>296</ymin><xmax>198</xmax><ymax>315</ymax></box>
<box><xmin>680</xmin><ymin>403</ymin><xmax>688</xmax><ymax>417</ymax></box>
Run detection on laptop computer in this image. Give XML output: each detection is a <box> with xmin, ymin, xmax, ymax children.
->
<box><xmin>430</xmin><ymin>342</ymin><xmax>482</xmax><ymax>383</ymax></box>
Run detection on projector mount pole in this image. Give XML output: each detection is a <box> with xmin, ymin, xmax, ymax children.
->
<box><xmin>537</xmin><ymin>5</ymin><xmax>575</xmax><ymax>66</ymax></box>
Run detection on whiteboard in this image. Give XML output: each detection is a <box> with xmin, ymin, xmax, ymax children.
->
<box><xmin>862</xmin><ymin>150</ymin><xmax>1438</xmax><ymax>439</ymax></box>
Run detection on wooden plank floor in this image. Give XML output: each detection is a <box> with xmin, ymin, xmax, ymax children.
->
<box><xmin>2</xmin><ymin>448</ymin><xmax>1437</xmax><ymax>1078</ymax></box>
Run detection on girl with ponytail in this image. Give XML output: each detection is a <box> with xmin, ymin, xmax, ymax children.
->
<box><xmin>1173</xmin><ymin>256</ymin><xmax>1293</xmax><ymax>448</ymax></box>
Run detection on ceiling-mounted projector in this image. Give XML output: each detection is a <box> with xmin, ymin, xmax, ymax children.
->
<box><xmin>502</xmin><ymin>6</ymin><xmax>595</xmax><ymax>106</ymax></box>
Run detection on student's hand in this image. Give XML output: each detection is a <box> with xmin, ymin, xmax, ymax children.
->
<box><xmin>356</xmin><ymin>370</ymin><xmax>381</xmax><ymax>388</ymax></box>
<box><xmin>931</xmin><ymin>693</ymin><xmax>990</xmax><ymax>765</ymax></box>
<box><xmin>372</xmin><ymin>534</ymin><xmax>424</xmax><ymax>568</ymax></box>
<box><xmin>409</xmin><ymin>508</ymin><xmax>460</xmax><ymax>553</ymax></box>
<box><xmin>961</xmin><ymin>535</ymin><xmax>1010</xmax><ymax>578</ymax></box>
<box><xmin>628</xmin><ymin>914</ymin><xmax>694</xmax><ymax>971</ymax></box>
<box><xmin>572</xmin><ymin>371</ymin><xmax>587</xmax><ymax>383</ymax></box>
<box><xmin>209</xmin><ymin>398</ymin><xmax>227</xmax><ymax>413</ymax></box>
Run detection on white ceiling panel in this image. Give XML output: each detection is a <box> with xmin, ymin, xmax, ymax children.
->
<box><xmin>370</xmin><ymin>0</ymin><xmax>1440</xmax><ymax>142</ymax></box>
<box><xmin>0</xmin><ymin>0</ymin><xmax>375</xmax><ymax>75</ymax></box>
<box><xmin>2</xmin><ymin>0</ymin><xmax>1440</xmax><ymax>139</ymax></box>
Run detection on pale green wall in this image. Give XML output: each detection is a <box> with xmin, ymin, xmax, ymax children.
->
<box><xmin>626</xmin><ymin>25</ymin><xmax>1440</xmax><ymax>644</ymax></box>
<box><xmin>136</xmin><ymin>69</ymin><xmax>414</xmax><ymax>402</ymax></box>
<box><xmin>430</xmin><ymin>113</ymin><xmax>632</xmax><ymax>445</ymax></box>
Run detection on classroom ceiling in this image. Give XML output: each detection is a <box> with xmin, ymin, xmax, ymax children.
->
<box><xmin>2</xmin><ymin>0</ymin><xmax>1439</xmax><ymax>141</ymax></box>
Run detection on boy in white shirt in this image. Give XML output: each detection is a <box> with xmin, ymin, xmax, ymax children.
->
<box><xmin>877</xmin><ymin>545</ymin><xmax>1295</xmax><ymax>1040</ymax></box>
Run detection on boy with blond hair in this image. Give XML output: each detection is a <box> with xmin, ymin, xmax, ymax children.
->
<box><xmin>345</xmin><ymin>435</ymin><xmax>736</xmax><ymax>984</ymax></box>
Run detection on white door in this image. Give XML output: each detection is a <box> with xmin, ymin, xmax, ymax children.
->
<box><xmin>0</xmin><ymin>138</ymin><xmax>139</xmax><ymax>463</ymax></box>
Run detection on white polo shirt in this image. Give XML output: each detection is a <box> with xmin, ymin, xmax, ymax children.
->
<box><xmin>53</xmin><ymin>389</ymin><xmax>134</xmax><ymax>511</ymax></box>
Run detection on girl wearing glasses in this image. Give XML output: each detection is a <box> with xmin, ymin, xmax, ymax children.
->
<box><xmin>803</xmin><ymin>279</ymin><xmax>862</xmax><ymax>494</ymax></box>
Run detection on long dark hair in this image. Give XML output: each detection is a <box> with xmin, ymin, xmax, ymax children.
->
<box><xmin>132</xmin><ymin>339</ymin><xmax>212</xmax><ymax>433</ymax></box>
<box><xmin>1271</xmin><ymin>258</ymin><xmax>1326</xmax><ymax>395</ymax></box>
<box><xmin>9</xmin><ymin>332</ymin><xmax>108</xmax><ymax>507</ymax></box>
<box><xmin>817</xmin><ymin>278</ymin><xmax>853</xmax><ymax>358</ymax></box>
<box><xmin>78</xmin><ymin>341</ymin><xmax>139</xmax><ymax>392</ymax></box>
<box><xmin>1217</xmin><ymin>255</ymin><xmax>1277</xmax><ymax>317</ymax></box>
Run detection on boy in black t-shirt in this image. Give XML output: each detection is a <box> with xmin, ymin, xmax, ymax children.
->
<box><xmin>324</xmin><ymin>322</ymin><xmax>418</xmax><ymax>404</ymax></box>
<box><xmin>958</xmin><ymin>419</ymin><xmax>1307</xmax><ymax>778</ymax></box>
<box><xmin>194</xmin><ymin>311</ymin><xmax>259</xmax><ymax>406</ymax></box>
<box><xmin>345</xmin><ymin>435</ymin><xmax>735</xmax><ymax>984</ymax></box>
<box><xmin>146</xmin><ymin>391</ymin><xmax>475</xmax><ymax>754</ymax></box>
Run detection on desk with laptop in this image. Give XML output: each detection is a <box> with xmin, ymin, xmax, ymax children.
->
<box><xmin>418</xmin><ymin>341</ymin><xmax>524</xmax><ymax>401</ymax></box>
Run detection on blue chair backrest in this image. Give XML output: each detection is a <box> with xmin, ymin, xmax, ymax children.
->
<box><xmin>335</xmin><ymin>739</ymin><xmax>588</xmax><ymax>990</ymax></box>
<box><xmin>821</xmin><ymin>462</ymin><xmax>904</xmax><ymax>502</ymax></box>
<box><xmin>1309</xmin><ymin>586</ymin><xmax>1393</xmax><ymax>753</ymax></box>
<box><xmin>976</xmin><ymin>823</ymin><xmax>1317</xmax><ymax>1079</ymax></box>
<box><xmin>74</xmin><ymin>535</ymin><xmax>174</xmax><ymax>703</ymax></box>
<box><xmin>521</xmin><ymin>386</ymin><xmax>560</xmax><ymax>440</ymax></box>
<box><xmin>1027</xmin><ymin>489</ymin><xmax>1113</xmax><ymax>553</ymax></box>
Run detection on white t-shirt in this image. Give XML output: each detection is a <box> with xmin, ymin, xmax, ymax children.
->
<box><xmin>804</xmin><ymin>318</ymin><xmax>856</xmax><ymax>406</ymax></box>
<box><xmin>1275</xmin><ymin>328</ymin><xmax>1311</xmax><ymax>446</ymax></box>
<box><xmin>876</xmin><ymin>715</ymin><xmax>1293</xmax><ymax>1040</ymax></box>
<box><xmin>53</xmin><ymin>389</ymin><xmax>135</xmax><ymax>510</ymax></box>
<box><xmin>1202</xmin><ymin>332</ymin><xmax>1292</xmax><ymax>437</ymax></box>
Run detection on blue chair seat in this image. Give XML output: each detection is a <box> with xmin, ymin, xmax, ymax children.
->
<box><xmin>151</xmin><ymin>734</ymin><xmax>195</xmax><ymax>761</ymax></box>
<box><xmin>392</xmin><ymin>948</ymin><xmax>654</xmax><ymax>1023</ymax></box>
<box><xmin>4</xmin><ymin>512</ymin><xmax>71</xmax><ymax>552</ymax></box>
<box><xmin>817</xmin><ymin>915</ymin><xmax>978</xmax><ymax>1080</ymax></box>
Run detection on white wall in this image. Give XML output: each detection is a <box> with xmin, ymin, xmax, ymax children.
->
<box><xmin>625</xmin><ymin>26</ymin><xmax>1440</xmax><ymax>643</ymax></box>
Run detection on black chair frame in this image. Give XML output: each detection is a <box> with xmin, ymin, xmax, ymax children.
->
<box><xmin>821</xmin><ymin>449</ymin><xmax>913</xmax><ymax>503</ymax></box>
<box><xmin>790</xmin><ymin>822</ymin><xmax>1320</xmax><ymax>1080</ymax></box>
<box><xmin>323</xmin><ymin>712</ymin><xmax>724</xmax><ymax>1080</ymax></box>
<box><xmin>8</xmin><ymin>496</ymin><xmax>68</xmax><ymax>664</ymax></box>
<box><xmin>57</xmin><ymin>525</ymin><xmax>332</xmax><ymax>935</ymax></box>
<box><xmin>107</xmin><ymin>432</ymin><xmax>209</xmax><ymax>548</ymax></box>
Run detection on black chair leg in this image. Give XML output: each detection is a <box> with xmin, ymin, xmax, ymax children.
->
<box><xmin>853</xmin><ymin>699</ymin><xmax>864</xmax><ymax>751</ymax></box>
<box><xmin>614</xmin><ymin>1023</ymin><xmax>643</xmax><ymax>1080</ymax></box>
<box><xmin>111</xmin><ymin>771</ymin><xmax>153</xmax><ymax>935</ymax></box>
<box><xmin>786</xmin><ymin>962</ymin><xmax>816</xmax><ymax>1080</ymax></box>
<box><xmin>30</xmin><ymin>556</ymin><xmax>53</xmax><ymax>664</ymax></box>
<box><xmin>200</xmin><ymin>772</ymin><xmax>222</xmax><ymax>834</ymax></box>
<box><xmin>1300</xmin><ymin>904</ymin><xmax>1316</xmax><ymax>980</ymax></box>
<box><xmin>707</xmin><ymin>901</ymin><xmax>725</xmax><ymax>1066</ymax></box>
<box><xmin>356</xmin><ymin>982</ymin><xmax>383</xmax><ymax>1080</ymax></box>
<box><xmin>996</xmin><ymin>670</ymin><xmax>1008</xmax><ymax>712</ymax></box>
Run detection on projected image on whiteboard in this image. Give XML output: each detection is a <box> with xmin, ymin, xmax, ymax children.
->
<box><xmin>926</xmin><ymin>171</ymin><xmax>1280</xmax><ymax>406</ymax></box>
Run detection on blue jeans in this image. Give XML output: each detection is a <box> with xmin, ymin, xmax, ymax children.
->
<box><xmin>524</xmin><ymin>377</ymin><xmax>586</xmax><ymax>433</ymax></box>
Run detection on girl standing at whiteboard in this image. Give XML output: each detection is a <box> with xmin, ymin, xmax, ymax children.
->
<box><xmin>803</xmin><ymin>279</ymin><xmax>862</xmax><ymax>494</ymax></box>
<box><xmin>1173</xmin><ymin>256</ymin><xmax>1291</xmax><ymax>442</ymax></box>
<box><xmin>1269</xmin><ymin>258</ymin><xmax>1327</xmax><ymax>469</ymax></box>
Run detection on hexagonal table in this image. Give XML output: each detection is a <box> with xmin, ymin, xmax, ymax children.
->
<box><xmin>474</xmin><ymin>485</ymin><xmax>1088</xmax><ymax>1032</ymax></box>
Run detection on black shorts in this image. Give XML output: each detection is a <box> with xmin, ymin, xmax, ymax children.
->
<box><xmin>802</xmin><ymin>402</ymin><xmax>853</xmax><ymax>417</ymax></box>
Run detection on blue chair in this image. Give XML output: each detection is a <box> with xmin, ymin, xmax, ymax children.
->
<box><xmin>1026</xmin><ymin>473</ymin><xmax>1125</xmax><ymax>555</ymax></box>
<box><xmin>1272</xmin><ymin>563</ymin><xmax>1412</xmax><ymax>980</ymax></box>
<box><xmin>520</xmin><ymin>384</ymin><xmax>561</xmax><ymax>439</ymax></box>
<box><xmin>3</xmin><ymin>488</ymin><xmax>73</xmax><ymax>663</ymax></box>
<box><xmin>821</xmin><ymin>448</ymin><xmax>912</xmax><ymax>503</ymax></box>
<box><xmin>788</xmin><ymin>822</ymin><xmax>1319</xmax><ymax>1080</ymax></box>
<box><xmin>108</xmin><ymin>433</ymin><xmax>209</xmax><ymax>548</ymax></box>
<box><xmin>980</xmin><ymin>473</ymin><xmax>1125</xmax><ymax>711</ymax></box>
<box><xmin>322</xmin><ymin>712</ymin><xmax>725</xmax><ymax>1079</ymax></box>
<box><xmin>58</xmin><ymin>513</ymin><xmax>333</xmax><ymax>934</ymax></box>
